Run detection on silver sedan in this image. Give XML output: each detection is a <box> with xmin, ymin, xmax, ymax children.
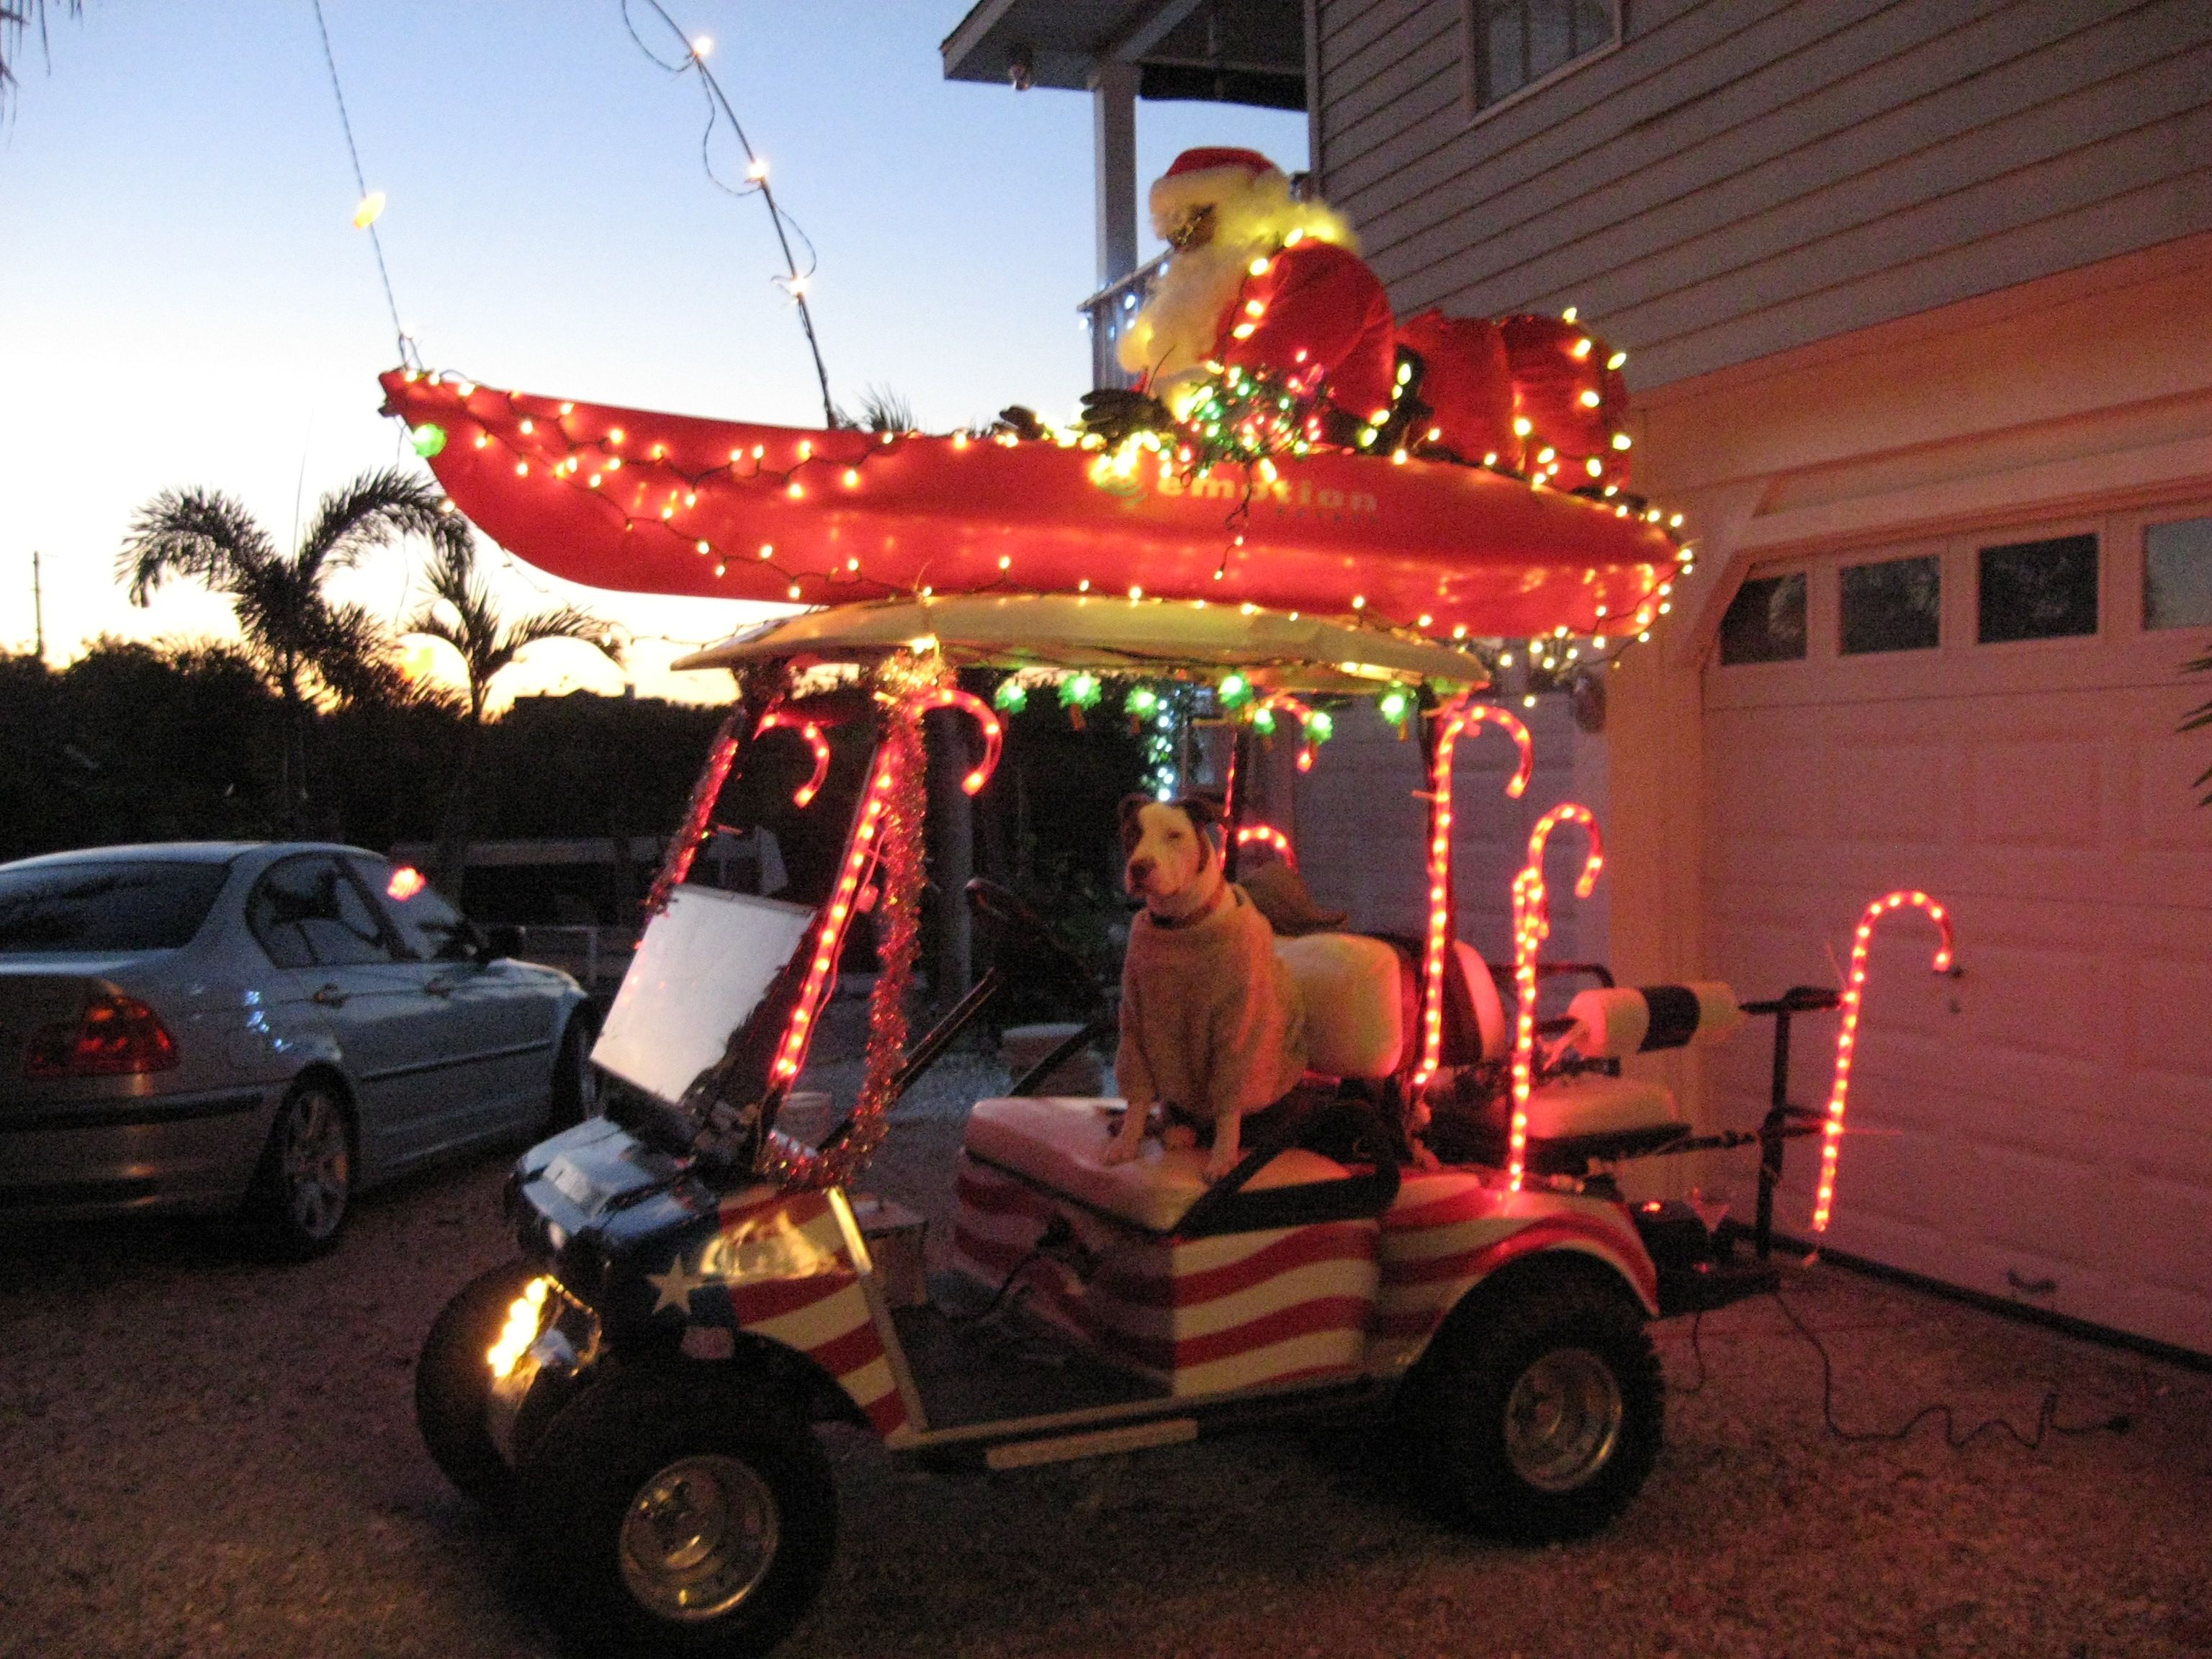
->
<box><xmin>0</xmin><ymin>842</ymin><xmax>597</xmax><ymax>1257</ymax></box>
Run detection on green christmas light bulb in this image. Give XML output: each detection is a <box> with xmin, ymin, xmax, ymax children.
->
<box><xmin>992</xmin><ymin>680</ymin><xmax>1028</xmax><ymax>714</ymax></box>
<box><xmin>410</xmin><ymin>423</ymin><xmax>447</xmax><ymax>458</ymax></box>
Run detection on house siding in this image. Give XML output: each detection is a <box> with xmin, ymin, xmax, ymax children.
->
<box><xmin>1314</xmin><ymin>0</ymin><xmax>2212</xmax><ymax>385</ymax></box>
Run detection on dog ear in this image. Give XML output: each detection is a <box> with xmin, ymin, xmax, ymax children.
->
<box><xmin>1174</xmin><ymin>796</ymin><xmax>1224</xmax><ymax>869</ymax></box>
<box><xmin>1118</xmin><ymin>793</ymin><xmax>1153</xmax><ymax>853</ymax></box>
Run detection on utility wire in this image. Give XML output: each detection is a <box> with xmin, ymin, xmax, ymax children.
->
<box><xmin>310</xmin><ymin>0</ymin><xmax>414</xmax><ymax>366</ymax></box>
<box><xmin>621</xmin><ymin>0</ymin><xmax>837</xmax><ymax>426</ymax></box>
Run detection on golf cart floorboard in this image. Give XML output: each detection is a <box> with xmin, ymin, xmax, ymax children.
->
<box><xmin>892</xmin><ymin>1274</ymin><xmax>1166</xmax><ymax>1430</ymax></box>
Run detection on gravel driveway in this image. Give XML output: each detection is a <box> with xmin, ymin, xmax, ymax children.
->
<box><xmin>4</xmin><ymin>1081</ymin><xmax>2208</xmax><ymax>1659</ymax></box>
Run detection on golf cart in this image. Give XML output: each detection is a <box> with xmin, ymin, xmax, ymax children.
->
<box><xmin>414</xmin><ymin>593</ymin><xmax>1838</xmax><ymax>1657</ymax></box>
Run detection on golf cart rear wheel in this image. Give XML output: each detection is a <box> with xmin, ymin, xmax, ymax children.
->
<box><xmin>516</xmin><ymin>1368</ymin><xmax>835</xmax><ymax>1655</ymax></box>
<box><xmin>415</xmin><ymin>1260</ymin><xmax>541</xmax><ymax>1512</ymax></box>
<box><xmin>1402</xmin><ymin>1266</ymin><xmax>1662</xmax><ymax>1541</ymax></box>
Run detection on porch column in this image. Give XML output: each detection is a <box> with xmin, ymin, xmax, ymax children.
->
<box><xmin>1090</xmin><ymin>59</ymin><xmax>1139</xmax><ymax>390</ymax></box>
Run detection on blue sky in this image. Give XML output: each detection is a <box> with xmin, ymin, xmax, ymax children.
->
<box><xmin>0</xmin><ymin>1</ymin><xmax>1305</xmax><ymax>700</ymax></box>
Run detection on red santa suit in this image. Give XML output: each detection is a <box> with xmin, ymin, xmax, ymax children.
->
<box><xmin>1117</xmin><ymin>148</ymin><xmax>1398</xmax><ymax>433</ymax></box>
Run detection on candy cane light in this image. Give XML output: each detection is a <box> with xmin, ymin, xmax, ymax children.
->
<box><xmin>1409</xmin><ymin>698</ymin><xmax>1536</xmax><ymax>1092</ymax></box>
<box><xmin>1810</xmin><ymin>889</ymin><xmax>1954</xmax><ymax>1233</ymax></box>
<box><xmin>1235</xmin><ymin>823</ymin><xmax>1297</xmax><ymax>870</ymax></box>
<box><xmin>1251</xmin><ymin>691</ymin><xmax>1325</xmax><ymax>772</ymax></box>
<box><xmin>912</xmin><ymin>685</ymin><xmax>1003</xmax><ymax>795</ymax></box>
<box><xmin>754</xmin><ymin>706</ymin><xmax>832</xmax><ymax>807</ymax></box>
<box><xmin>1507</xmin><ymin>804</ymin><xmax>1603</xmax><ymax>1191</ymax></box>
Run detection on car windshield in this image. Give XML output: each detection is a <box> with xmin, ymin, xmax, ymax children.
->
<box><xmin>0</xmin><ymin>860</ymin><xmax>233</xmax><ymax>954</ymax></box>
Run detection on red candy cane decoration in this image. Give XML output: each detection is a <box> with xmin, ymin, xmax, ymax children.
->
<box><xmin>1252</xmin><ymin>691</ymin><xmax>1321</xmax><ymax>771</ymax></box>
<box><xmin>1235</xmin><ymin>823</ymin><xmax>1297</xmax><ymax>870</ymax></box>
<box><xmin>1811</xmin><ymin>889</ymin><xmax>1954</xmax><ymax>1233</ymax></box>
<box><xmin>913</xmin><ymin>686</ymin><xmax>1003</xmax><ymax>795</ymax></box>
<box><xmin>755</xmin><ymin>706</ymin><xmax>832</xmax><ymax>807</ymax></box>
<box><xmin>1507</xmin><ymin>804</ymin><xmax>1604</xmax><ymax>1191</ymax></box>
<box><xmin>1410</xmin><ymin>698</ymin><xmax>1535</xmax><ymax>1091</ymax></box>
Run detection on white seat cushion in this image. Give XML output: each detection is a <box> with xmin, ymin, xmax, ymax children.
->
<box><xmin>1272</xmin><ymin>932</ymin><xmax>1404</xmax><ymax>1079</ymax></box>
<box><xmin>964</xmin><ymin>1096</ymin><xmax>1350</xmax><ymax>1233</ymax></box>
<box><xmin>1521</xmin><ymin>1075</ymin><xmax>1681</xmax><ymax>1141</ymax></box>
<box><xmin>1453</xmin><ymin>940</ymin><xmax>1509</xmax><ymax>1062</ymax></box>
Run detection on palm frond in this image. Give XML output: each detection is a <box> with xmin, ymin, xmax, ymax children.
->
<box><xmin>116</xmin><ymin>488</ymin><xmax>276</xmax><ymax>606</ymax></box>
<box><xmin>856</xmin><ymin>385</ymin><xmax>915</xmax><ymax>433</ymax></box>
<box><xmin>303</xmin><ymin>600</ymin><xmax>400</xmax><ymax>706</ymax></box>
<box><xmin>488</xmin><ymin>606</ymin><xmax>626</xmax><ymax>680</ymax></box>
<box><xmin>296</xmin><ymin>466</ymin><xmax>455</xmax><ymax>581</ymax></box>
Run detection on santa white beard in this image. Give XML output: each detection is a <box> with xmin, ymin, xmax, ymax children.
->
<box><xmin>1115</xmin><ymin>179</ymin><xmax>1357</xmax><ymax>408</ymax></box>
<box><xmin>1115</xmin><ymin>240</ymin><xmax>1251</xmax><ymax>395</ymax></box>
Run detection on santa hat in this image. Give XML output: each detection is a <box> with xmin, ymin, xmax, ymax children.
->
<box><xmin>1148</xmin><ymin>147</ymin><xmax>1287</xmax><ymax>228</ymax></box>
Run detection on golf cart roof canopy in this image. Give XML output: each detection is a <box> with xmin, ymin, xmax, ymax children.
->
<box><xmin>673</xmin><ymin>594</ymin><xmax>1491</xmax><ymax>692</ymax></box>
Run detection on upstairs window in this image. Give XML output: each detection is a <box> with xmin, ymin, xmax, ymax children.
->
<box><xmin>1469</xmin><ymin>0</ymin><xmax>1618</xmax><ymax>109</ymax></box>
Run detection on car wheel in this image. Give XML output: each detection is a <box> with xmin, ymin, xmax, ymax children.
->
<box><xmin>1398</xmin><ymin>1264</ymin><xmax>1663</xmax><ymax>1541</ymax></box>
<box><xmin>545</xmin><ymin>1012</ymin><xmax>600</xmax><ymax>1133</ymax></box>
<box><xmin>516</xmin><ymin>1367</ymin><xmax>837</xmax><ymax>1655</ymax></box>
<box><xmin>416</xmin><ymin>1260</ymin><xmax>541</xmax><ymax>1512</ymax></box>
<box><xmin>243</xmin><ymin>1077</ymin><xmax>354</xmax><ymax>1260</ymax></box>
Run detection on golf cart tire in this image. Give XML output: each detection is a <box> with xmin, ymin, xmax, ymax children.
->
<box><xmin>415</xmin><ymin>1259</ymin><xmax>541</xmax><ymax>1513</ymax></box>
<box><xmin>1399</xmin><ymin>1259</ymin><xmax>1663</xmax><ymax>1542</ymax></box>
<box><xmin>516</xmin><ymin>1366</ymin><xmax>837</xmax><ymax>1656</ymax></box>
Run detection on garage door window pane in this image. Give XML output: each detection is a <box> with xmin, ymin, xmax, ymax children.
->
<box><xmin>2145</xmin><ymin>518</ymin><xmax>2212</xmax><ymax>630</ymax></box>
<box><xmin>1718</xmin><ymin>572</ymin><xmax>1807</xmax><ymax>665</ymax></box>
<box><xmin>1840</xmin><ymin>555</ymin><xmax>1940</xmax><ymax>655</ymax></box>
<box><xmin>1979</xmin><ymin>534</ymin><xmax>2098</xmax><ymax>644</ymax></box>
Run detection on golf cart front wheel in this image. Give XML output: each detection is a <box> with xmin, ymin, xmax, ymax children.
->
<box><xmin>1402</xmin><ymin>1265</ymin><xmax>1663</xmax><ymax>1541</ymax></box>
<box><xmin>516</xmin><ymin>1368</ymin><xmax>836</xmax><ymax>1655</ymax></box>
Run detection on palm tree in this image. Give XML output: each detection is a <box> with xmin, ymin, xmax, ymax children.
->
<box><xmin>1</xmin><ymin>0</ymin><xmax>81</xmax><ymax>110</ymax></box>
<box><xmin>118</xmin><ymin>467</ymin><xmax>462</xmax><ymax>831</ymax></box>
<box><xmin>405</xmin><ymin>534</ymin><xmax>623</xmax><ymax>893</ymax></box>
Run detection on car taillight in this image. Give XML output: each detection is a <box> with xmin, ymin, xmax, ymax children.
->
<box><xmin>22</xmin><ymin>993</ymin><xmax>179</xmax><ymax>1079</ymax></box>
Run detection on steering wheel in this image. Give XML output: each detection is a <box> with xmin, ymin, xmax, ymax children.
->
<box><xmin>965</xmin><ymin>878</ymin><xmax>1102</xmax><ymax>1016</ymax></box>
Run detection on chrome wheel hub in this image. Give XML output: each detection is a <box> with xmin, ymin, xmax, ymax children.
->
<box><xmin>1503</xmin><ymin>1347</ymin><xmax>1623</xmax><ymax>1493</ymax></box>
<box><xmin>619</xmin><ymin>1455</ymin><xmax>780</xmax><ymax>1622</ymax></box>
<box><xmin>282</xmin><ymin>1092</ymin><xmax>349</xmax><ymax>1238</ymax></box>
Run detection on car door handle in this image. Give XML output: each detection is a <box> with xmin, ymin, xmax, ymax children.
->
<box><xmin>310</xmin><ymin>984</ymin><xmax>349</xmax><ymax>1007</ymax></box>
<box><xmin>424</xmin><ymin>978</ymin><xmax>462</xmax><ymax>998</ymax></box>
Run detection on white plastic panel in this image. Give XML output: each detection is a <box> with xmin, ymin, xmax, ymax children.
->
<box><xmin>591</xmin><ymin>886</ymin><xmax>815</xmax><ymax>1105</ymax></box>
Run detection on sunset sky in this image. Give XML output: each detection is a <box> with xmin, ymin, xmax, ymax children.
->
<box><xmin>1</xmin><ymin>1</ymin><xmax>1304</xmax><ymax>703</ymax></box>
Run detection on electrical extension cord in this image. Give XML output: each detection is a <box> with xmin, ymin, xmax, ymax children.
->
<box><xmin>1767</xmin><ymin>1287</ymin><xmax>2134</xmax><ymax>1449</ymax></box>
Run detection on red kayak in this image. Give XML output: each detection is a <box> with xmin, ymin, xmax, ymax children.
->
<box><xmin>379</xmin><ymin>370</ymin><xmax>1684</xmax><ymax>640</ymax></box>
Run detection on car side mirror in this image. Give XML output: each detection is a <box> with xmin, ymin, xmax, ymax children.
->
<box><xmin>477</xmin><ymin>923</ymin><xmax>524</xmax><ymax>963</ymax></box>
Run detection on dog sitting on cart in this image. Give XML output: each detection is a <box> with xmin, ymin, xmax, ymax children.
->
<box><xmin>415</xmin><ymin>595</ymin><xmax>1840</xmax><ymax>1656</ymax></box>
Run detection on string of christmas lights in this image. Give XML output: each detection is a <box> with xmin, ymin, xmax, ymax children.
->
<box><xmin>1410</xmin><ymin>698</ymin><xmax>1534</xmax><ymax>1093</ymax></box>
<box><xmin>1810</xmin><ymin>891</ymin><xmax>1955</xmax><ymax>1233</ymax></box>
<box><xmin>1507</xmin><ymin>804</ymin><xmax>1604</xmax><ymax>1192</ymax></box>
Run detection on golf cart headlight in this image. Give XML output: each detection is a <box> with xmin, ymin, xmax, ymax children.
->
<box><xmin>487</xmin><ymin>1277</ymin><xmax>553</xmax><ymax>1379</ymax></box>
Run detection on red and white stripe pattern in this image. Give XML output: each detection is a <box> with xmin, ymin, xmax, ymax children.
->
<box><xmin>951</xmin><ymin>1156</ymin><xmax>1379</xmax><ymax>1396</ymax></box>
<box><xmin>706</xmin><ymin>1187</ymin><xmax>909</xmax><ymax>1437</ymax></box>
<box><xmin>1367</xmin><ymin>1171</ymin><xmax>1659</xmax><ymax>1371</ymax></box>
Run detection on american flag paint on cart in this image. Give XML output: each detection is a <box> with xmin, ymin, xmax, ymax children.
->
<box><xmin>950</xmin><ymin>1156</ymin><xmax>1380</xmax><ymax>1395</ymax></box>
<box><xmin>1368</xmin><ymin>1171</ymin><xmax>1659</xmax><ymax>1368</ymax></box>
<box><xmin>699</xmin><ymin>1186</ymin><xmax>910</xmax><ymax>1437</ymax></box>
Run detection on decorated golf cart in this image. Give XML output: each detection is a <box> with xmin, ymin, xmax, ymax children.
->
<box><xmin>388</xmin><ymin>281</ymin><xmax>1955</xmax><ymax>1649</ymax></box>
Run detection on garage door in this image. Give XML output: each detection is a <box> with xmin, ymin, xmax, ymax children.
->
<box><xmin>1702</xmin><ymin>503</ymin><xmax>2212</xmax><ymax>1356</ymax></box>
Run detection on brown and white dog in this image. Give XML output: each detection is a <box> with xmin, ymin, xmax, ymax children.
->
<box><xmin>1105</xmin><ymin>796</ymin><xmax>1306</xmax><ymax>1180</ymax></box>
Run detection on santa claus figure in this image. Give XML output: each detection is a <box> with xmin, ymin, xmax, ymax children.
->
<box><xmin>1115</xmin><ymin>148</ymin><xmax>1399</xmax><ymax>441</ymax></box>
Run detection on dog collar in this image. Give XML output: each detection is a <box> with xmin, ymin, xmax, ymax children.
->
<box><xmin>1149</xmin><ymin>884</ymin><xmax>1232</xmax><ymax>930</ymax></box>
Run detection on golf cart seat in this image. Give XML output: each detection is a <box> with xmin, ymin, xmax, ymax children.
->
<box><xmin>961</xmin><ymin>929</ymin><xmax>1420</xmax><ymax>1234</ymax></box>
<box><xmin>963</xmin><ymin>1100</ymin><xmax>1350</xmax><ymax>1233</ymax></box>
